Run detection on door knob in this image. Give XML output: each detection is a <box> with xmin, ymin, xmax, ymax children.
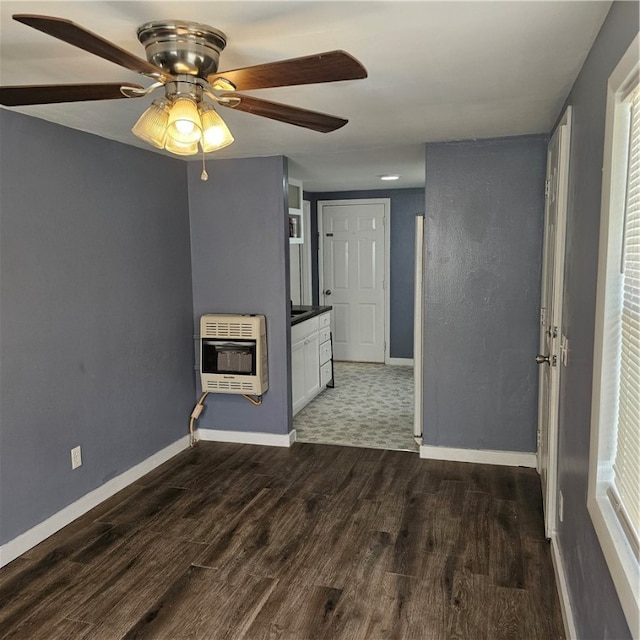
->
<box><xmin>536</xmin><ymin>354</ymin><xmax>551</xmax><ymax>365</ymax></box>
<box><xmin>324</xmin><ymin>289</ymin><xmax>332</xmax><ymax>296</ymax></box>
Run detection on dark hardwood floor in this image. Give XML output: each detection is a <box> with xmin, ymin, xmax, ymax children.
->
<box><xmin>0</xmin><ymin>442</ymin><xmax>565</xmax><ymax>639</ymax></box>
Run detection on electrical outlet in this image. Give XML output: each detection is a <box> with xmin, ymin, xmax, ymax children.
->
<box><xmin>71</xmin><ymin>445</ymin><xmax>82</xmax><ymax>470</ymax></box>
<box><xmin>558</xmin><ymin>489</ymin><xmax>564</xmax><ymax>523</ymax></box>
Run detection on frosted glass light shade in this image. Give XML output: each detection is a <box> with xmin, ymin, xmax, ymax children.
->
<box><xmin>199</xmin><ymin>103</ymin><xmax>234</xmax><ymax>152</ymax></box>
<box><xmin>166</xmin><ymin>97</ymin><xmax>202</xmax><ymax>144</ymax></box>
<box><xmin>131</xmin><ymin>99</ymin><xmax>169</xmax><ymax>149</ymax></box>
<box><xmin>164</xmin><ymin>136</ymin><xmax>199</xmax><ymax>156</ymax></box>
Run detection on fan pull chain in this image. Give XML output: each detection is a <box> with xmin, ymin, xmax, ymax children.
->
<box><xmin>200</xmin><ymin>145</ymin><xmax>209</xmax><ymax>182</ymax></box>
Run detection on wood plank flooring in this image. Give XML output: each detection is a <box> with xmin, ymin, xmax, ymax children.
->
<box><xmin>0</xmin><ymin>442</ymin><xmax>565</xmax><ymax>639</ymax></box>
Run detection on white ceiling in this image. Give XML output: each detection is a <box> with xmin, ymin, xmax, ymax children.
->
<box><xmin>0</xmin><ymin>1</ymin><xmax>611</xmax><ymax>191</ymax></box>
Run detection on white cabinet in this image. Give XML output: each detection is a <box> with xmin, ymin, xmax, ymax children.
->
<box><xmin>292</xmin><ymin>311</ymin><xmax>332</xmax><ymax>415</ymax></box>
<box><xmin>291</xmin><ymin>338</ymin><xmax>307</xmax><ymax>414</ymax></box>
<box><xmin>318</xmin><ymin>312</ymin><xmax>333</xmax><ymax>389</ymax></box>
<box><xmin>288</xmin><ymin>178</ymin><xmax>303</xmax><ymax>244</ymax></box>
<box><xmin>301</xmin><ymin>333</ymin><xmax>320</xmax><ymax>402</ymax></box>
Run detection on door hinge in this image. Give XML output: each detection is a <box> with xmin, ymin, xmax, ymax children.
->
<box><xmin>560</xmin><ymin>335</ymin><xmax>569</xmax><ymax>366</ymax></box>
<box><xmin>544</xmin><ymin>179</ymin><xmax>550</xmax><ymax>198</ymax></box>
<box><xmin>540</xmin><ymin>307</ymin><xmax>547</xmax><ymax>326</ymax></box>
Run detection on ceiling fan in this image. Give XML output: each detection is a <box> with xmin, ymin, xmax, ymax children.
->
<box><xmin>0</xmin><ymin>15</ymin><xmax>368</xmax><ymax>156</ymax></box>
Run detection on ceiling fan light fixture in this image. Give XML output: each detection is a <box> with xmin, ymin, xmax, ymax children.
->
<box><xmin>166</xmin><ymin>96</ymin><xmax>202</xmax><ymax>144</ymax></box>
<box><xmin>199</xmin><ymin>102</ymin><xmax>234</xmax><ymax>152</ymax></box>
<box><xmin>210</xmin><ymin>77</ymin><xmax>236</xmax><ymax>92</ymax></box>
<box><xmin>131</xmin><ymin>98</ymin><xmax>169</xmax><ymax>149</ymax></box>
<box><xmin>164</xmin><ymin>136</ymin><xmax>200</xmax><ymax>156</ymax></box>
<box><xmin>2</xmin><ymin>16</ymin><xmax>368</xmax><ymax>159</ymax></box>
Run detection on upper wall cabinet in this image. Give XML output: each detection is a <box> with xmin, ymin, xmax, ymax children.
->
<box><xmin>288</xmin><ymin>178</ymin><xmax>303</xmax><ymax>244</ymax></box>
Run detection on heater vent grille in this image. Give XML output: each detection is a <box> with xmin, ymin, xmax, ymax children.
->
<box><xmin>203</xmin><ymin>321</ymin><xmax>255</xmax><ymax>339</ymax></box>
<box><xmin>206</xmin><ymin>379</ymin><xmax>256</xmax><ymax>392</ymax></box>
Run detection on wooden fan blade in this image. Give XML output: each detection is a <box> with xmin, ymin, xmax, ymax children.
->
<box><xmin>219</xmin><ymin>94</ymin><xmax>348</xmax><ymax>133</ymax></box>
<box><xmin>208</xmin><ymin>50</ymin><xmax>367</xmax><ymax>91</ymax></box>
<box><xmin>0</xmin><ymin>83</ymin><xmax>145</xmax><ymax>106</ymax></box>
<box><xmin>13</xmin><ymin>14</ymin><xmax>171</xmax><ymax>82</ymax></box>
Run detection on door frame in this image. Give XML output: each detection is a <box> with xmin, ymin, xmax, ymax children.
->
<box><xmin>301</xmin><ymin>200</ymin><xmax>313</xmax><ymax>305</ymax></box>
<box><xmin>537</xmin><ymin>105</ymin><xmax>571</xmax><ymax>539</ymax></box>
<box><xmin>318</xmin><ymin>198</ymin><xmax>391</xmax><ymax>363</ymax></box>
<box><xmin>413</xmin><ymin>214</ymin><xmax>425</xmax><ymax>441</ymax></box>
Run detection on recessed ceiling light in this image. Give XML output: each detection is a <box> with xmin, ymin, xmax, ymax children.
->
<box><xmin>379</xmin><ymin>174</ymin><xmax>400</xmax><ymax>181</ymax></box>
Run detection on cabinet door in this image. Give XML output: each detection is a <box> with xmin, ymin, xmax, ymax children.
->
<box><xmin>320</xmin><ymin>361</ymin><xmax>333</xmax><ymax>388</ymax></box>
<box><xmin>304</xmin><ymin>333</ymin><xmax>320</xmax><ymax>399</ymax></box>
<box><xmin>291</xmin><ymin>338</ymin><xmax>306</xmax><ymax>414</ymax></box>
<box><xmin>319</xmin><ymin>339</ymin><xmax>332</xmax><ymax>366</ymax></box>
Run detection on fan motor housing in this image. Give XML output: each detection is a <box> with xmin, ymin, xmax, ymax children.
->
<box><xmin>137</xmin><ymin>21</ymin><xmax>227</xmax><ymax>78</ymax></box>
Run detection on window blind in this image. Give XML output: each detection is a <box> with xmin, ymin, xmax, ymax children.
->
<box><xmin>612</xmin><ymin>83</ymin><xmax>640</xmax><ymax>552</ymax></box>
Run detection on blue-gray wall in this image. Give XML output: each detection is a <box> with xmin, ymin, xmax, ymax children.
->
<box><xmin>0</xmin><ymin>110</ymin><xmax>195</xmax><ymax>544</ymax></box>
<box><xmin>422</xmin><ymin>135</ymin><xmax>547</xmax><ymax>452</ymax></box>
<box><xmin>554</xmin><ymin>3</ymin><xmax>638</xmax><ymax>638</ymax></box>
<box><xmin>306</xmin><ymin>188</ymin><xmax>425</xmax><ymax>359</ymax></box>
<box><xmin>187</xmin><ymin>157</ymin><xmax>291</xmax><ymax>434</ymax></box>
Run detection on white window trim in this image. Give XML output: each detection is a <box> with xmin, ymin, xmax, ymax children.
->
<box><xmin>588</xmin><ymin>33</ymin><xmax>640</xmax><ymax>639</ymax></box>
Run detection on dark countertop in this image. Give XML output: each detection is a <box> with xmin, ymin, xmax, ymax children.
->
<box><xmin>290</xmin><ymin>305</ymin><xmax>332</xmax><ymax>326</ymax></box>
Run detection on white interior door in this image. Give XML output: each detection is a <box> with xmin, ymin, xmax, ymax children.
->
<box><xmin>319</xmin><ymin>199</ymin><xmax>388</xmax><ymax>362</ymax></box>
<box><xmin>538</xmin><ymin>107</ymin><xmax>571</xmax><ymax>539</ymax></box>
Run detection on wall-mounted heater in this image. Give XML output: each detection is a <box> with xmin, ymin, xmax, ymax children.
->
<box><xmin>200</xmin><ymin>314</ymin><xmax>268</xmax><ymax>395</ymax></box>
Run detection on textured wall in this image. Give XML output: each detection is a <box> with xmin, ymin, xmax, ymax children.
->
<box><xmin>423</xmin><ymin>135</ymin><xmax>547</xmax><ymax>452</ymax></box>
<box><xmin>0</xmin><ymin>111</ymin><xmax>195</xmax><ymax>544</ymax></box>
<box><xmin>305</xmin><ymin>188</ymin><xmax>425</xmax><ymax>359</ymax></box>
<box><xmin>187</xmin><ymin>157</ymin><xmax>291</xmax><ymax>434</ymax></box>
<box><xmin>554</xmin><ymin>3</ymin><xmax>638</xmax><ymax>638</ymax></box>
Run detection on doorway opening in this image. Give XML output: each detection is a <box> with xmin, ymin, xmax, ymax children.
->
<box><xmin>294</xmin><ymin>198</ymin><xmax>422</xmax><ymax>453</ymax></box>
<box><xmin>294</xmin><ymin>361</ymin><xmax>416</xmax><ymax>451</ymax></box>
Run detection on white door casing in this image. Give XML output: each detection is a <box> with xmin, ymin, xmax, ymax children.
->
<box><xmin>537</xmin><ymin>106</ymin><xmax>571</xmax><ymax>539</ymax></box>
<box><xmin>290</xmin><ymin>243</ymin><xmax>302</xmax><ymax>305</ymax></box>
<box><xmin>319</xmin><ymin>199</ymin><xmax>389</xmax><ymax>363</ymax></box>
<box><xmin>289</xmin><ymin>201</ymin><xmax>313</xmax><ymax>306</ymax></box>
<box><xmin>413</xmin><ymin>214</ymin><xmax>425</xmax><ymax>441</ymax></box>
<box><xmin>301</xmin><ymin>200</ymin><xmax>313</xmax><ymax>305</ymax></box>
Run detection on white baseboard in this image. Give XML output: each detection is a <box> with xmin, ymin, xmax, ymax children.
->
<box><xmin>387</xmin><ymin>357</ymin><xmax>414</xmax><ymax>366</ymax></box>
<box><xmin>0</xmin><ymin>435</ymin><xmax>190</xmax><ymax>568</ymax></box>
<box><xmin>550</xmin><ymin>534</ymin><xmax>578</xmax><ymax>640</ymax></box>
<box><xmin>198</xmin><ymin>428</ymin><xmax>296</xmax><ymax>448</ymax></box>
<box><xmin>419</xmin><ymin>444</ymin><xmax>537</xmax><ymax>468</ymax></box>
